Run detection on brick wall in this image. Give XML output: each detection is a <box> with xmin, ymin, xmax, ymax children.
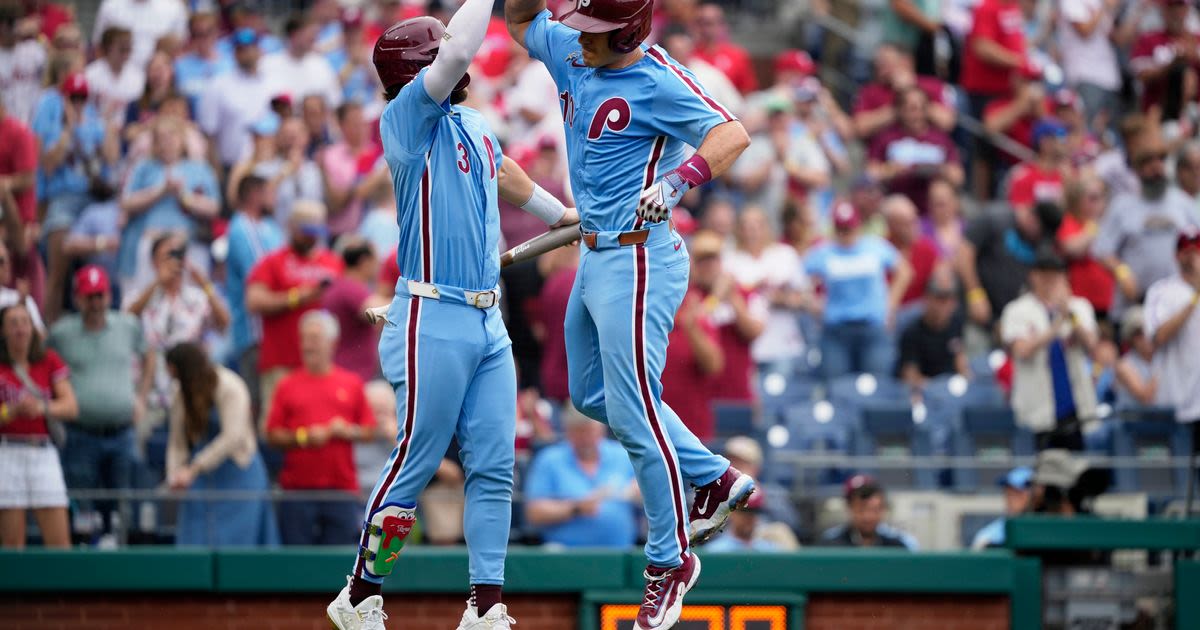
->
<box><xmin>0</xmin><ymin>593</ymin><xmax>1008</xmax><ymax>630</ymax></box>
<box><xmin>806</xmin><ymin>595</ymin><xmax>1010</xmax><ymax>630</ymax></box>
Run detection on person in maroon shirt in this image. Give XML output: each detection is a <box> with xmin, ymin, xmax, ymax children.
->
<box><xmin>1131</xmin><ymin>0</ymin><xmax>1200</xmax><ymax>121</ymax></box>
<box><xmin>0</xmin><ymin>101</ymin><xmax>43</xmax><ymax>308</ymax></box>
<box><xmin>984</xmin><ymin>64</ymin><xmax>1049</xmax><ymax>164</ymax></box>
<box><xmin>867</xmin><ymin>87</ymin><xmax>964</xmax><ymax>214</ymax></box>
<box><xmin>661</xmin><ymin>276</ymin><xmax>725</xmax><ymax>442</ymax></box>
<box><xmin>853</xmin><ymin>44</ymin><xmax>957</xmax><ymax>142</ymax></box>
<box><xmin>323</xmin><ymin>237</ymin><xmax>388</xmax><ymax>383</ymax></box>
<box><xmin>688</xmin><ymin>231</ymin><xmax>765</xmax><ymax>405</ymax></box>
<box><xmin>690</xmin><ymin>3</ymin><xmax>758</xmax><ymax>94</ymax></box>
<box><xmin>531</xmin><ymin>245</ymin><xmax>577</xmax><ymax>404</ymax></box>
<box><xmin>883</xmin><ymin>195</ymin><xmax>940</xmax><ymax>307</ymax></box>
<box><xmin>246</xmin><ymin>200</ymin><xmax>344</xmax><ymax>430</ymax></box>
<box><xmin>266</xmin><ymin>310</ymin><xmax>377</xmax><ymax>545</ymax></box>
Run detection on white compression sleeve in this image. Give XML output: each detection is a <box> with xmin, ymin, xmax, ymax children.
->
<box><xmin>422</xmin><ymin>0</ymin><xmax>495</xmax><ymax>103</ymax></box>
<box><xmin>521</xmin><ymin>184</ymin><xmax>568</xmax><ymax>225</ymax></box>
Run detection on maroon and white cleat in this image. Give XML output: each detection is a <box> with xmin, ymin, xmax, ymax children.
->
<box><xmin>688</xmin><ymin>466</ymin><xmax>757</xmax><ymax>545</ymax></box>
<box><xmin>634</xmin><ymin>553</ymin><xmax>702</xmax><ymax>630</ymax></box>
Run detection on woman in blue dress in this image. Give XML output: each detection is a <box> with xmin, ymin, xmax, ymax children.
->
<box><xmin>165</xmin><ymin>342</ymin><xmax>277</xmax><ymax>546</ymax></box>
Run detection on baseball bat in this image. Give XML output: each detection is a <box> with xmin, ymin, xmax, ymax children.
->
<box><xmin>500</xmin><ymin>222</ymin><xmax>581</xmax><ymax>268</ymax></box>
<box><xmin>366</xmin><ymin>223</ymin><xmax>581</xmax><ymax>326</ymax></box>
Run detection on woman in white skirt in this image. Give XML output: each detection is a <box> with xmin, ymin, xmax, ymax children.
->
<box><xmin>0</xmin><ymin>302</ymin><xmax>79</xmax><ymax>548</ymax></box>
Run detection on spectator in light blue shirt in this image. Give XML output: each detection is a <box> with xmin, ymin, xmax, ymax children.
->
<box><xmin>525</xmin><ymin>407</ymin><xmax>640</xmax><ymax>549</ymax></box>
<box><xmin>804</xmin><ymin>201</ymin><xmax>913</xmax><ymax>378</ymax></box>
<box><xmin>117</xmin><ymin>116</ymin><xmax>220</xmax><ymax>292</ymax></box>
<box><xmin>971</xmin><ymin>467</ymin><xmax>1033</xmax><ymax>550</ymax></box>
<box><xmin>323</xmin><ymin>13</ymin><xmax>377</xmax><ymax>108</ymax></box>
<box><xmin>223</xmin><ymin>174</ymin><xmax>283</xmax><ymax>410</ymax></box>
<box><xmin>173</xmin><ymin>12</ymin><xmax>233</xmax><ymax>113</ymax></box>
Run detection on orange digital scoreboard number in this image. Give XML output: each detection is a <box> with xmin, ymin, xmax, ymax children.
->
<box><xmin>599</xmin><ymin>604</ymin><xmax>788</xmax><ymax>630</ymax></box>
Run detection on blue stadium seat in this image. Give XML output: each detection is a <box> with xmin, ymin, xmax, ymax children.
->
<box><xmin>854</xmin><ymin>404</ymin><xmax>937</xmax><ymax>489</ymax></box>
<box><xmin>827</xmin><ymin>374</ymin><xmax>910</xmax><ymax>430</ymax></box>
<box><xmin>1112</xmin><ymin>406</ymin><xmax>1192</xmax><ymax>497</ymax></box>
<box><xmin>768</xmin><ymin>401</ymin><xmax>855</xmax><ymax>488</ymax></box>
<box><xmin>953</xmin><ymin>406</ymin><xmax>1035</xmax><ymax>491</ymax></box>
<box><xmin>758</xmin><ymin>374</ymin><xmax>822</xmax><ymax>425</ymax></box>
<box><xmin>711</xmin><ymin>401</ymin><xmax>757</xmax><ymax>439</ymax></box>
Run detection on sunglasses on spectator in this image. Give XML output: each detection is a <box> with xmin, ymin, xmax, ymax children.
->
<box><xmin>1136</xmin><ymin>152</ymin><xmax>1167</xmax><ymax>166</ymax></box>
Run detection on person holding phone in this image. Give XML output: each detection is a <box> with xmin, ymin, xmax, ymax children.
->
<box><xmin>125</xmin><ymin>232</ymin><xmax>230</xmax><ymax>446</ymax></box>
<box><xmin>245</xmin><ymin>200</ymin><xmax>344</xmax><ymax>431</ymax></box>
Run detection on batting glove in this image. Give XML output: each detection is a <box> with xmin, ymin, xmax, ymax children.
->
<box><xmin>637</xmin><ymin>171</ymin><xmax>688</xmax><ymax>224</ymax></box>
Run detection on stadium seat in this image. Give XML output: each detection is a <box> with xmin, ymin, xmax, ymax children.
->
<box><xmin>769</xmin><ymin>400</ymin><xmax>855</xmax><ymax>488</ymax></box>
<box><xmin>953</xmin><ymin>406</ymin><xmax>1035</xmax><ymax>491</ymax></box>
<box><xmin>854</xmin><ymin>404</ymin><xmax>937</xmax><ymax>489</ymax></box>
<box><xmin>711</xmin><ymin>401</ymin><xmax>757</xmax><ymax>439</ymax></box>
<box><xmin>1112</xmin><ymin>406</ymin><xmax>1192</xmax><ymax>497</ymax></box>
<box><xmin>828</xmin><ymin>373</ymin><xmax>910</xmax><ymax>420</ymax></box>
<box><xmin>758</xmin><ymin>374</ymin><xmax>823</xmax><ymax>425</ymax></box>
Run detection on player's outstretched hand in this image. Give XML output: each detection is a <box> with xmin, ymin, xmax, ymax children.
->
<box><xmin>636</xmin><ymin>172</ymin><xmax>687</xmax><ymax>224</ymax></box>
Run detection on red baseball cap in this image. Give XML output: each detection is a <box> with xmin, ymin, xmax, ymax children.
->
<box><xmin>1178</xmin><ymin>227</ymin><xmax>1200</xmax><ymax>252</ymax></box>
<box><xmin>62</xmin><ymin>72</ymin><xmax>88</xmax><ymax>98</ymax></box>
<box><xmin>832</xmin><ymin>201</ymin><xmax>861</xmax><ymax>231</ymax></box>
<box><xmin>844</xmin><ymin>473</ymin><xmax>879</xmax><ymax>499</ymax></box>
<box><xmin>341</xmin><ymin>7</ymin><xmax>364</xmax><ymax>29</ymax></box>
<box><xmin>74</xmin><ymin>265</ymin><xmax>110</xmax><ymax>295</ymax></box>
<box><xmin>774</xmin><ymin>49</ymin><xmax>815</xmax><ymax>77</ymax></box>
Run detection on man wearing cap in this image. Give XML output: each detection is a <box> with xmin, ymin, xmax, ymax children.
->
<box><xmin>853</xmin><ymin>44</ymin><xmax>956</xmax><ymax>142</ymax></box>
<box><xmin>197</xmin><ymin>26</ymin><xmax>274</xmax><ymax>171</ymax></box>
<box><xmin>999</xmin><ymin>246</ymin><xmax>1098</xmax><ymax>450</ymax></box>
<box><xmin>819</xmin><ymin>474</ymin><xmax>918</xmax><ymax>549</ymax></box>
<box><xmin>245</xmin><ymin>200</ymin><xmax>344</xmax><ymax>431</ymax></box>
<box><xmin>1094</xmin><ymin>128</ymin><xmax>1200</xmax><ymax>316</ymax></box>
<box><xmin>1144</xmin><ymin>229</ymin><xmax>1200</xmax><ymax>446</ymax></box>
<box><xmin>970</xmin><ymin>467</ymin><xmax>1033</xmax><ymax>549</ymax></box>
<box><xmin>867</xmin><ymin>86</ymin><xmax>963</xmax><ymax>215</ymax></box>
<box><xmin>48</xmin><ymin>265</ymin><xmax>154</xmax><ymax>542</ymax></box>
<box><xmin>805</xmin><ymin>201</ymin><xmax>913</xmax><ymax>379</ymax></box>
<box><xmin>1131</xmin><ymin>0</ymin><xmax>1200</xmax><ymax>121</ymax></box>
<box><xmin>898</xmin><ymin>267</ymin><xmax>968</xmax><ymax>389</ymax></box>
<box><xmin>1006</xmin><ymin>117</ymin><xmax>1068</xmax><ymax>214</ymax></box>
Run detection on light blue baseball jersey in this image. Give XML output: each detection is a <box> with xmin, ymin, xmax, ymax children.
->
<box><xmin>379</xmin><ymin>66</ymin><xmax>504</xmax><ymax>292</ymax></box>
<box><xmin>524</xmin><ymin>10</ymin><xmax>734</xmax><ymax>233</ymax></box>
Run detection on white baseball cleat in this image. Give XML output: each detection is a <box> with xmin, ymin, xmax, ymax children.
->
<box><xmin>456</xmin><ymin>602</ymin><xmax>516</xmax><ymax>629</ymax></box>
<box><xmin>327</xmin><ymin>576</ymin><xmax>388</xmax><ymax>630</ymax></box>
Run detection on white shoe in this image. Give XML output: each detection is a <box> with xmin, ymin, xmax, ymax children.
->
<box><xmin>327</xmin><ymin>576</ymin><xmax>388</xmax><ymax>630</ymax></box>
<box><xmin>456</xmin><ymin>602</ymin><xmax>516</xmax><ymax>629</ymax></box>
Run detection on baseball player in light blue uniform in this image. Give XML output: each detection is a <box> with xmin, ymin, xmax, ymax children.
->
<box><xmin>507</xmin><ymin>1</ymin><xmax>755</xmax><ymax>627</ymax></box>
<box><xmin>326</xmin><ymin>3</ymin><xmax>576</xmax><ymax>629</ymax></box>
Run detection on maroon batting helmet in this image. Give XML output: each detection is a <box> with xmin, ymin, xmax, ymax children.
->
<box><xmin>373</xmin><ymin>16</ymin><xmax>469</xmax><ymax>93</ymax></box>
<box><xmin>559</xmin><ymin>0</ymin><xmax>653</xmax><ymax>54</ymax></box>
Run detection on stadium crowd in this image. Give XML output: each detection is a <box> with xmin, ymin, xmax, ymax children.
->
<box><xmin>0</xmin><ymin>0</ymin><xmax>1198</xmax><ymax>552</ymax></box>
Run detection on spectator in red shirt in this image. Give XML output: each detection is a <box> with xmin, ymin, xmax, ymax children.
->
<box><xmin>690</xmin><ymin>3</ymin><xmax>758</xmax><ymax>94</ymax></box>
<box><xmin>0</xmin><ymin>100</ymin><xmax>43</xmax><ymax>307</ymax></box>
<box><xmin>867</xmin><ymin>87</ymin><xmax>964</xmax><ymax>214</ymax></box>
<box><xmin>884</xmin><ymin>195</ymin><xmax>940</xmax><ymax>307</ymax></box>
<box><xmin>1058</xmin><ymin>174</ymin><xmax>1114</xmax><ymax>318</ymax></box>
<box><xmin>689</xmin><ymin>230</ymin><xmax>766</xmax><ymax>405</ymax></box>
<box><xmin>323</xmin><ymin>237</ymin><xmax>388</xmax><ymax>383</ymax></box>
<box><xmin>0</xmin><ymin>301</ymin><xmax>77</xmax><ymax>548</ymax></box>
<box><xmin>1006</xmin><ymin>118</ymin><xmax>1069</xmax><ymax>213</ymax></box>
<box><xmin>246</xmin><ymin>200</ymin><xmax>344</xmax><ymax>430</ymax></box>
<box><xmin>962</xmin><ymin>0</ymin><xmax>1027</xmax><ymax>106</ymax></box>
<box><xmin>853</xmin><ymin>44</ymin><xmax>957</xmax><ymax>142</ymax></box>
<box><xmin>1131</xmin><ymin>0</ymin><xmax>1200</xmax><ymax>121</ymax></box>
<box><xmin>266</xmin><ymin>309</ymin><xmax>376</xmax><ymax>545</ymax></box>
<box><xmin>983</xmin><ymin>64</ymin><xmax>1047</xmax><ymax>163</ymax></box>
<box><xmin>661</xmin><ymin>268</ymin><xmax>725</xmax><ymax>442</ymax></box>
<box><xmin>531</xmin><ymin>245</ymin><xmax>577</xmax><ymax>404</ymax></box>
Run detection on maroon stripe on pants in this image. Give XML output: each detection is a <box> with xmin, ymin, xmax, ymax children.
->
<box><xmin>420</xmin><ymin>159</ymin><xmax>432</xmax><ymax>281</ymax></box>
<box><xmin>633</xmin><ymin>244</ymin><xmax>689</xmax><ymax>560</ymax></box>
<box><xmin>354</xmin><ymin>297</ymin><xmax>421</xmax><ymax>579</ymax></box>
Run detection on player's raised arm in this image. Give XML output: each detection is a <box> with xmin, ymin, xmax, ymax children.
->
<box><xmin>422</xmin><ymin>0</ymin><xmax>496</xmax><ymax>103</ymax></box>
<box><xmin>505</xmin><ymin>0</ymin><xmax>547</xmax><ymax>47</ymax></box>
<box><xmin>637</xmin><ymin>120</ymin><xmax>751</xmax><ymax>223</ymax></box>
<box><xmin>498</xmin><ymin>156</ymin><xmax>579</xmax><ymax>227</ymax></box>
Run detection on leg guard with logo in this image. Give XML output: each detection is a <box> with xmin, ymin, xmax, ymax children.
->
<box><xmin>359</xmin><ymin>503</ymin><xmax>416</xmax><ymax>578</ymax></box>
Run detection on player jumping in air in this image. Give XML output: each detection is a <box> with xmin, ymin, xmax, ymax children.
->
<box><xmin>506</xmin><ymin>1</ymin><xmax>755</xmax><ymax>628</ymax></box>
<box><xmin>325</xmin><ymin>1</ymin><xmax>577</xmax><ymax>628</ymax></box>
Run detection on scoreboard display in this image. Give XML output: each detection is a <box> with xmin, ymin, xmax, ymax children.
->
<box><xmin>599</xmin><ymin>604</ymin><xmax>790</xmax><ymax>630</ymax></box>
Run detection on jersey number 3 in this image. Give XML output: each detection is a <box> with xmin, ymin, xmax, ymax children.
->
<box><xmin>457</xmin><ymin>138</ymin><xmax>496</xmax><ymax>179</ymax></box>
